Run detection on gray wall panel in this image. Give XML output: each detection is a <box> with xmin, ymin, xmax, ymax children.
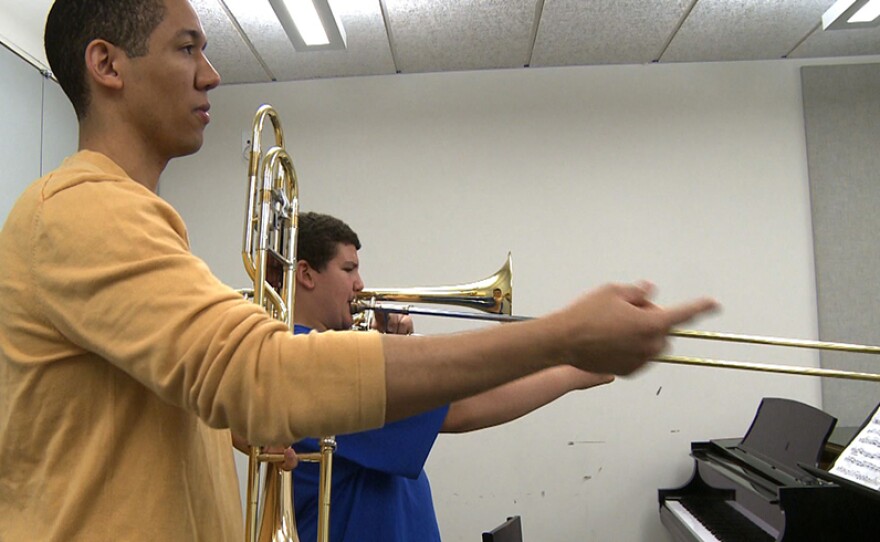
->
<box><xmin>803</xmin><ymin>63</ymin><xmax>880</xmax><ymax>427</ymax></box>
<box><xmin>0</xmin><ymin>44</ymin><xmax>42</xmax><ymax>225</ymax></box>
<box><xmin>41</xmin><ymin>78</ymin><xmax>77</xmax><ymax>174</ymax></box>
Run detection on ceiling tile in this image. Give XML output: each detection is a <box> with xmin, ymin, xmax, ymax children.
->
<box><xmin>661</xmin><ymin>0</ymin><xmax>833</xmax><ymax>62</ymax></box>
<box><xmin>790</xmin><ymin>25</ymin><xmax>880</xmax><ymax>59</ymax></box>
<box><xmin>532</xmin><ymin>0</ymin><xmax>692</xmax><ymax>66</ymax></box>
<box><xmin>192</xmin><ymin>0</ymin><xmax>272</xmax><ymax>84</ymax></box>
<box><xmin>383</xmin><ymin>0</ymin><xmax>536</xmax><ymax>73</ymax></box>
<box><xmin>221</xmin><ymin>0</ymin><xmax>395</xmax><ymax>82</ymax></box>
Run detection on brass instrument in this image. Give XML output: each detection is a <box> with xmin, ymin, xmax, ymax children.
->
<box><xmin>241</xmin><ymin>104</ymin><xmax>335</xmax><ymax>542</ymax></box>
<box><xmin>351</xmin><ymin>254</ymin><xmax>512</xmax><ymax>331</ymax></box>
<box><xmin>351</xmin><ymin>263</ymin><xmax>880</xmax><ymax>382</ymax></box>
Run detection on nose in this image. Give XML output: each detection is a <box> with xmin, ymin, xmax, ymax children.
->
<box><xmin>354</xmin><ymin>273</ymin><xmax>364</xmax><ymax>292</ymax></box>
<box><xmin>198</xmin><ymin>53</ymin><xmax>221</xmax><ymax>91</ymax></box>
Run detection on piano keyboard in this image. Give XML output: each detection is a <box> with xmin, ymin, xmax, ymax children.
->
<box><xmin>664</xmin><ymin>499</ymin><xmax>775</xmax><ymax>542</ymax></box>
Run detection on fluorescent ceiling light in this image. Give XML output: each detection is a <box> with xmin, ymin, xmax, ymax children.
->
<box><xmin>286</xmin><ymin>0</ymin><xmax>330</xmax><ymax>45</ymax></box>
<box><xmin>849</xmin><ymin>0</ymin><xmax>880</xmax><ymax>22</ymax></box>
<box><xmin>822</xmin><ymin>0</ymin><xmax>880</xmax><ymax>30</ymax></box>
<box><xmin>269</xmin><ymin>0</ymin><xmax>347</xmax><ymax>51</ymax></box>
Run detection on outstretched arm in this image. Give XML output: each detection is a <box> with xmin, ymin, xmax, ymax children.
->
<box><xmin>382</xmin><ymin>281</ymin><xmax>717</xmax><ymax>423</ymax></box>
<box><xmin>441</xmin><ymin>366</ymin><xmax>614</xmax><ymax>433</ymax></box>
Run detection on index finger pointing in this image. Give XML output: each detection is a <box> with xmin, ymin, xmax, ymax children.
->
<box><xmin>662</xmin><ymin>297</ymin><xmax>719</xmax><ymax>328</ymax></box>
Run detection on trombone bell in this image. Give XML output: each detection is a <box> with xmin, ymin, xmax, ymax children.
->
<box><xmin>255</xmin><ymin>463</ymin><xmax>300</xmax><ymax>542</ymax></box>
<box><xmin>353</xmin><ymin>253</ymin><xmax>513</xmax><ymax>316</ymax></box>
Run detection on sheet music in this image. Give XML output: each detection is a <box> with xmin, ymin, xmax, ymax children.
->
<box><xmin>829</xmin><ymin>404</ymin><xmax>880</xmax><ymax>491</ymax></box>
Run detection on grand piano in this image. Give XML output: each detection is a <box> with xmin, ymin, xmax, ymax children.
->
<box><xmin>658</xmin><ymin>398</ymin><xmax>880</xmax><ymax>541</ymax></box>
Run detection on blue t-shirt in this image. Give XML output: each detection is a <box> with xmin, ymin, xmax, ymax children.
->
<box><xmin>292</xmin><ymin>324</ymin><xmax>449</xmax><ymax>542</ymax></box>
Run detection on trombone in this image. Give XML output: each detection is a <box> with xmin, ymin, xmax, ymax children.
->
<box><xmin>350</xmin><ymin>256</ymin><xmax>880</xmax><ymax>383</ymax></box>
<box><xmin>241</xmin><ymin>104</ymin><xmax>335</xmax><ymax>542</ymax></box>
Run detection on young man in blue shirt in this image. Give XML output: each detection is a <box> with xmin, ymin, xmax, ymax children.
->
<box><xmin>290</xmin><ymin>212</ymin><xmax>616</xmax><ymax>541</ymax></box>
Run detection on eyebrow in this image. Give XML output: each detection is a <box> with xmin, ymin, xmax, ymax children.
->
<box><xmin>175</xmin><ymin>29</ymin><xmax>207</xmax><ymax>45</ymax></box>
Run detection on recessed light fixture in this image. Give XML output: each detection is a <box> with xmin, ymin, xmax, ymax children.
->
<box><xmin>822</xmin><ymin>0</ymin><xmax>880</xmax><ymax>30</ymax></box>
<box><xmin>268</xmin><ymin>0</ymin><xmax>347</xmax><ymax>51</ymax></box>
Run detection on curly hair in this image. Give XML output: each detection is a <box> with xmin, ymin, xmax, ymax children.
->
<box><xmin>44</xmin><ymin>0</ymin><xmax>166</xmax><ymax>120</ymax></box>
<box><xmin>297</xmin><ymin>212</ymin><xmax>362</xmax><ymax>271</ymax></box>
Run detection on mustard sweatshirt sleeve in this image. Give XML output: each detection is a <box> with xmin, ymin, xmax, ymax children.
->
<box><xmin>28</xmin><ymin>152</ymin><xmax>386</xmax><ymax>443</ymax></box>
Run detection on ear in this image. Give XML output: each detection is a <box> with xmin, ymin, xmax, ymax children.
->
<box><xmin>295</xmin><ymin>260</ymin><xmax>317</xmax><ymax>290</ymax></box>
<box><xmin>84</xmin><ymin>39</ymin><xmax>125</xmax><ymax>92</ymax></box>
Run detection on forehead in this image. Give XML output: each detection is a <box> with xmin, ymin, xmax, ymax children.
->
<box><xmin>151</xmin><ymin>0</ymin><xmax>206</xmax><ymax>42</ymax></box>
<box><xmin>332</xmin><ymin>243</ymin><xmax>359</xmax><ymax>262</ymax></box>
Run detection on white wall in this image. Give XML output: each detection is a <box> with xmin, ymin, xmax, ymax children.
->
<box><xmin>0</xmin><ymin>44</ymin><xmax>76</xmax><ymax>228</ymax></box>
<box><xmin>0</xmin><ymin>44</ymin><xmax>42</xmax><ymax>224</ymax></box>
<box><xmin>160</xmin><ymin>58</ymin><xmax>830</xmax><ymax>541</ymax></box>
<box><xmin>42</xmin><ymin>69</ymin><xmax>79</xmax><ymax>174</ymax></box>
<box><xmin>0</xmin><ymin>1</ymin><xmax>52</xmax><ymax>72</ymax></box>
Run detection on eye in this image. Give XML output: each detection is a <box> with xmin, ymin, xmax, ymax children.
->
<box><xmin>182</xmin><ymin>44</ymin><xmax>195</xmax><ymax>55</ymax></box>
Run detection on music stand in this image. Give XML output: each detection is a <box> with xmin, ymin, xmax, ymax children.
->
<box><xmin>482</xmin><ymin>515</ymin><xmax>522</xmax><ymax>542</ymax></box>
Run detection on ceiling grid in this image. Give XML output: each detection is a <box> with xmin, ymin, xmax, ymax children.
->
<box><xmin>1</xmin><ymin>0</ymin><xmax>878</xmax><ymax>83</ymax></box>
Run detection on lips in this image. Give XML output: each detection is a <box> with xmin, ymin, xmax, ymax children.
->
<box><xmin>195</xmin><ymin>104</ymin><xmax>211</xmax><ymax>124</ymax></box>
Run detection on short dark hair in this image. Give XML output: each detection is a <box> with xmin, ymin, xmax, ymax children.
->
<box><xmin>298</xmin><ymin>212</ymin><xmax>361</xmax><ymax>271</ymax></box>
<box><xmin>44</xmin><ymin>0</ymin><xmax>167</xmax><ymax>120</ymax></box>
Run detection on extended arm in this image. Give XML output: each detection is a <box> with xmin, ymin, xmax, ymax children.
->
<box><xmin>381</xmin><ymin>282</ymin><xmax>717</xmax><ymax>423</ymax></box>
<box><xmin>30</xmin><ymin>172</ymin><xmax>715</xmax><ymax>444</ymax></box>
<box><xmin>441</xmin><ymin>365</ymin><xmax>614</xmax><ymax>433</ymax></box>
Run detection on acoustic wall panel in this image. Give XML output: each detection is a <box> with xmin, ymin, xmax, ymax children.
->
<box><xmin>802</xmin><ymin>62</ymin><xmax>880</xmax><ymax>426</ymax></box>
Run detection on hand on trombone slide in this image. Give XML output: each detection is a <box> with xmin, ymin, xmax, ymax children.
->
<box><xmin>527</xmin><ymin>281</ymin><xmax>879</xmax><ymax>381</ymax></box>
<box><xmin>546</xmin><ymin>280</ymin><xmax>719</xmax><ymax>376</ymax></box>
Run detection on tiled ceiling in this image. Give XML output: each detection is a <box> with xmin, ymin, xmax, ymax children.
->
<box><xmin>3</xmin><ymin>1</ymin><xmax>880</xmax><ymax>84</ymax></box>
<box><xmin>194</xmin><ymin>0</ymin><xmax>880</xmax><ymax>85</ymax></box>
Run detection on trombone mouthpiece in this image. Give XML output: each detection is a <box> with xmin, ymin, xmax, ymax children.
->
<box><xmin>350</xmin><ymin>300</ymin><xmax>374</xmax><ymax>314</ymax></box>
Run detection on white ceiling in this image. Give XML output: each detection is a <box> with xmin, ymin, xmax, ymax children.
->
<box><xmin>3</xmin><ymin>0</ymin><xmax>880</xmax><ymax>84</ymax></box>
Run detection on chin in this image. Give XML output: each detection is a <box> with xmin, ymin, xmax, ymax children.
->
<box><xmin>178</xmin><ymin>139</ymin><xmax>204</xmax><ymax>157</ymax></box>
<box><xmin>169</xmin><ymin>133</ymin><xmax>205</xmax><ymax>158</ymax></box>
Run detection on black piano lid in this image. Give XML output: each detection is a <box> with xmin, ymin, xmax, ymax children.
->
<box><xmin>738</xmin><ymin>397</ymin><xmax>837</xmax><ymax>473</ymax></box>
<box><xmin>687</xmin><ymin>398</ymin><xmax>838</xmax><ymax>499</ymax></box>
<box><xmin>710</xmin><ymin>397</ymin><xmax>837</xmax><ymax>485</ymax></box>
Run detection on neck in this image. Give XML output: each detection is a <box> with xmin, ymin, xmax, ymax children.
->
<box><xmin>293</xmin><ymin>315</ymin><xmax>327</xmax><ymax>333</ymax></box>
<box><xmin>292</xmin><ymin>295</ymin><xmax>330</xmax><ymax>332</ymax></box>
<box><xmin>78</xmin><ymin>115</ymin><xmax>168</xmax><ymax>193</ymax></box>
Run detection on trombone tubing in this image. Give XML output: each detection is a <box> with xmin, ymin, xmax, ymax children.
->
<box><xmin>356</xmin><ymin>303</ymin><xmax>880</xmax><ymax>382</ymax></box>
<box><xmin>658</xmin><ymin>355</ymin><xmax>880</xmax><ymax>382</ymax></box>
<box><xmin>668</xmin><ymin>328</ymin><xmax>880</xmax><ymax>355</ymax></box>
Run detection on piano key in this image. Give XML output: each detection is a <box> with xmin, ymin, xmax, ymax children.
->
<box><xmin>676</xmin><ymin>498</ymin><xmax>775</xmax><ymax>542</ymax></box>
<box><xmin>664</xmin><ymin>501</ymin><xmax>721</xmax><ymax>541</ymax></box>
